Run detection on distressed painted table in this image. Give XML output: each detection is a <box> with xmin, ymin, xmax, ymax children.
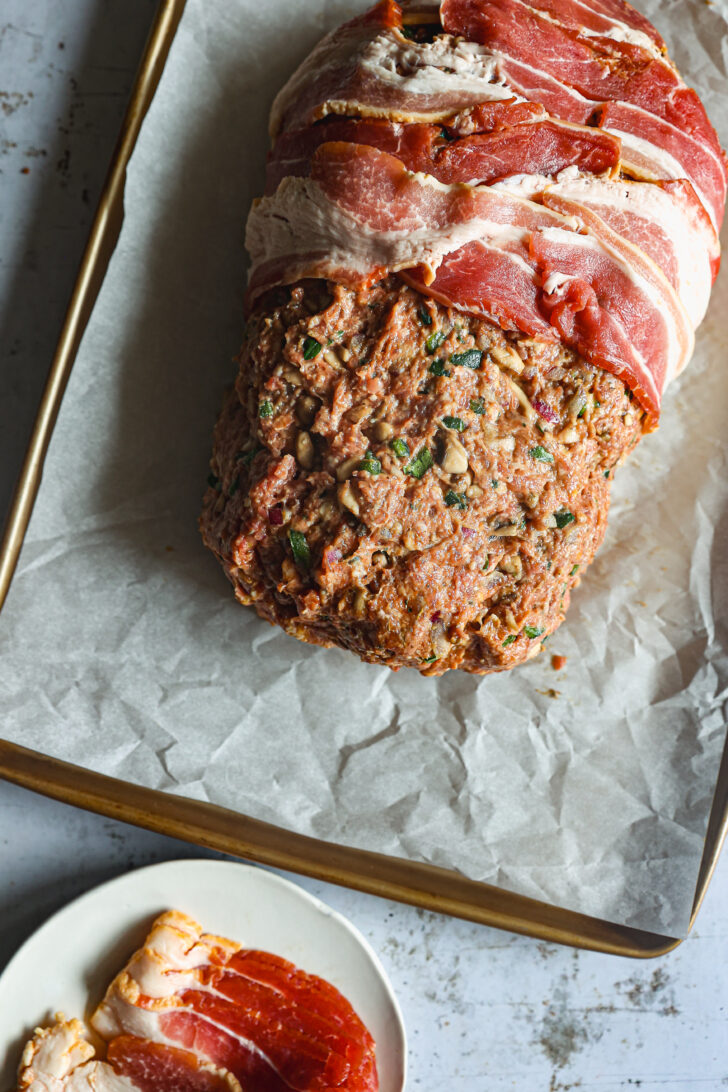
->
<box><xmin>1</xmin><ymin>2</ymin><xmax>726</xmax><ymax>1088</ymax></box>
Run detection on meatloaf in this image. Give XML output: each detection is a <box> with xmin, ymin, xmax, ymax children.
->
<box><xmin>200</xmin><ymin>277</ymin><xmax>643</xmax><ymax>675</ymax></box>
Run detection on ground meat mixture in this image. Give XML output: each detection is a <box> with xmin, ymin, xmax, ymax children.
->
<box><xmin>200</xmin><ymin>278</ymin><xmax>645</xmax><ymax>675</ymax></box>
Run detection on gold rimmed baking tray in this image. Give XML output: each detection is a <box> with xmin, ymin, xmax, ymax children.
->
<box><xmin>1</xmin><ymin>0</ymin><xmax>726</xmax><ymax>957</ymax></box>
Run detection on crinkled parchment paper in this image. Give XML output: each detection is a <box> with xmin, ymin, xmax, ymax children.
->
<box><xmin>2</xmin><ymin>0</ymin><xmax>727</xmax><ymax>937</ymax></box>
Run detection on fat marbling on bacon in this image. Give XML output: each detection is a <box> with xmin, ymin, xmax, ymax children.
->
<box><xmin>251</xmin><ymin>0</ymin><xmax>725</xmax><ymax>422</ymax></box>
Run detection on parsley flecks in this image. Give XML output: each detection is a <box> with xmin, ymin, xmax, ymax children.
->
<box><xmin>237</xmin><ymin>445</ymin><xmax>261</xmax><ymax>466</ymax></box>
<box><xmin>403</xmin><ymin>447</ymin><xmax>434</xmax><ymax>479</ymax></box>
<box><xmin>570</xmin><ymin>564</ymin><xmax>579</xmax><ymax>576</ymax></box>
<box><xmin>207</xmin><ymin>472</ymin><xmax>221</xmax><ymax>491</ymax></box>
<box><xmin>259</xmin><ymin>400</ymin><xmax>274</xmax><ymax>418</ymax></box>
<box><xmin>429</xmin><ymin>358</ymin><xmax>450</xmax><ymax>377</ymax></box>
<box><xmin>288</xmin><ymin>529</ymin><xmax>311</xmax><ymax>569</ymax></box>
<box><xmin>502</xmin><ymin>634</ymin><xmax>517</xmax><ymax>647</ymax></box>
<box><xmin>524</xmin><ymin>624</ymin><xmax>544</xmax><ymax>639</ymax></box>
<box><xmin>554</xmin><ymin>509</ymin><xmax>576</xmax><ymax>529</ymax></box>
<box><xmin>425</xmin><ymin>329</ymin><xmax>447</xmax><ymax>354</ymax></box>
<box><xmin>417</xmin><ymin>307</ymin><xmax>433</xmax><ymax>327</ymax></box>
<box><xmin>442</xmin><ymin>415</ymin><xmax>465</xmax><ymax>432</ymax></box>
<box><xmin>491</xmin><ymin>479</ymin><xmax>499</xmax><ymax>489</ymax></box>
<box><xmin>391</xmin><ymin>437</ymin><xmax>410</xmax><ymax>458</ymax></box>
<box><xmin>604</xmin><ymin>469</ymin><xmax>610</xmax><ymax>478</ymax></box>
<box><xmin>529</xmin><ymin>445</ymin><xmax>554</xmax><ymax>464</ymax></box>
<box><xmin>358</xmin><ymin>451</ymin><xmax>382</xmax><ymax>475</ymax></box>
<box><xmin>470</xmin><ymin>397</ymin><xmax>486</xmax><ymax>415</ymax></box>
<box><xmin>444</xmin><ymin>490</ymin><xmax>468</xmax><ymax>510</ymax></box>
<box><xmin>450</xmin><ymin>349</ymin><xmax>482</xmax><ymax>370</ymax></box>
<box><xmin>302</xmin><ymin>336</ymin><xmax>322</xmax><ymax>360</ymax></box>
<box><xmin>423</xmin><ymin>654</ymin><xmax>438</xmax><ymax>663</ymax></box>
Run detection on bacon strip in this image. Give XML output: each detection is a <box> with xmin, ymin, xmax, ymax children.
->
<box><xmin>266</xmin><ymin>115</ymin><xmax>620</xmax><ymax>194</ymax></box>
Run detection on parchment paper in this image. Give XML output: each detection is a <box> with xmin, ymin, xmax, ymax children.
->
<box><xmin>2</xmin><ymin>0</ymin><xmax>727</xmax><ymax>937</ymax></box>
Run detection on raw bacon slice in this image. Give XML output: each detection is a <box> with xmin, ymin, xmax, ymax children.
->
<box><xmin>266</xmin><ymin>115</ymin><xmax>620</xmax><ymax>193</ymax></box>
<box><xmin>91</xmin><ymin>911</ymin><xmax>378</xmax><ymax>1092</ymax></box>
<box><xmin>543</xmin><ymin>175</ymin><xmax>717</xmax><ymax>327</ymax></box>
<box><xmin>14</xmin><ymin>1018</ymin><xmax>238</xmax><ymax>1092</ymax></box>
<box><xmin>270</xmin><ymin>20</ymin><xmax>515</xmax><ymax>136</ymax></box>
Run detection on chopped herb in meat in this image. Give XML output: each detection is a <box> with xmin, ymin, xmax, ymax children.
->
<box><xmin>524</xmin><ymin>624</ymin><xmax>544</xmax><ymax>639</ymax></box>
<box><xmin>236</xmin><ymin>446</ymin><xmax>261</xmax><ymax>466</ymax></box>
<box><xmin>288</xmin><ymin>529</ymin><xmax>311</xmax><ymax>568</ymax></box>
<box><xmin>425</xmin><ymin>329</ymin><xmax>447</xmax><ymax>353</ymax></box>
<box><xmin>302</xmin><ymin>336</ymin><xmax>322</xmax><ymax>360</ymax></box>
<box><xmin>444</xmin><ymin>490</ymin><xmax>468</xmax><ymax>510</ymax></box>
<box><xmin>404</xmin><ymin>446</ymin><xmax>434</xmax><ymax>479</ymax></box>
<box><xmin>259</xmin><ymin>400</ymin><xmax>274</xmax><ymax>418</ymax></box>
<box><xmin>570</xmin><ymin>564</ymin><xmax>579</xmax><ymax>575</ymax></box>
<box><xmin>502</xmin><ymin>634</ymin><xmax>517</xmax><ymax>647</ymax></box>
<box><xmin>554</xmin><ymin>509</ymin><xmax>576</xmax><ymax>529</ymax></box>
<box><xmin>391</xmin><ymin>437</ymin><xmax>410</xmax><ymax>458</ymax></box>
<box><xmin>417</xmin><ymin>307</ymin><xmax>432</xmax><ymax>327</ymax></box>
<box><xmin>469</xmin><ymin>397</ymin><xmax>486</xmax><ymax>414</ymax></box>
<box><xmin>529</xmin><ymin>445</ymin><xmax>554</xmax><ymax>464</ymax></box>
<box><xmin>442</xmin><ymin>416</ymin><xmax>465</xmax><ymax>432</ymax></box>
<box><xmin>359</xmin><ymin>451</ymin><xmax>382</xmax><ymax>475</ymax></box>
<box><xmin>429</xmin><ymin>358</ymin><xmax>451</xmax><ymax>377</ymax></box>
<box><xmin>207</xmin><ymin>472</ymin><xmax>221</xmax><ymax>490</ymax></box>
<box><xmin>228</xmin><ymin>477</ymin><xmax>240</xmax><ymax>497</ymax></box>
<box><xmin>451</xmin><ymin>349</ymin><xmax>482</xmax><ymax>370</ymax></box>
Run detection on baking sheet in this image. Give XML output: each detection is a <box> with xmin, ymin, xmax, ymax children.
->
<box><xmin>2</xmin><ymin>0</ymin><xmax>727</xmax><ymax>938</ymax></box>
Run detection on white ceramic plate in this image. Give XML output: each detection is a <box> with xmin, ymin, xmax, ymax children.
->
<box><xmin>0</xmin><ymin>858</ymin><xmax>406</xmax><ymax>1092</ymax></box>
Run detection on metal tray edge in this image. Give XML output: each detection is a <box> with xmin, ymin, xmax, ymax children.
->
<box><xmin>0</xmin><ymin>0</ymin><xmax>725</xmax><ymax>958</ymax></box>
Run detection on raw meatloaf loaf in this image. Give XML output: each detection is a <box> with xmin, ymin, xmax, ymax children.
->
<box><xmin>200</xmin><ymin>0</ymin><xmax>725</xmax><ymax>675</ymax></box>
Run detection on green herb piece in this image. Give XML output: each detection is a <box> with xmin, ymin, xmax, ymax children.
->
<box><xmin>391</xmin><ymin>437</ymin><xmax>410</xmax><ymax>458</ymax></box>
<box><xmin>529</xmin><ymin>445</ymin><xmax>554</xmax><ymax>464</ymax></box>
<box><xmin>423</xmin><ymin>654</ymin><xmax>438</xmax><ymax>663</ymax></box>
<box><xmin>401</xmin><ymin>24</ymin><xmax>417</xmax><ymax>39</ymax></box>
<box><xmin>491</xmin><ymin>479</ymin><xmax>499</xmax><ymax>489</ymax></box>
<box><xmin>259</xmin><ymin>400</ymin><xmax>274</xmax><ymax>418</ymax></box>
<box><xmin>546</xmin><ymin>560</ymin><xmax>552</xmax><ymax>571</ymax></box>
<box><xmin>502</xmin><ymin>634</ymin><xmax>517</xmax><ymax>647</ymax></box>
<box><xmin>442</xmin><ymin>415</ymin><xmax>465</xmax><ymax>432</ymax></box>
<box><xmin>577</xmin><ymin>404</ymin><xmax>586</xmax><ymax>419</ymax></box>
<box><xmin>403</xmin><ymin>447</ymin><xmax>434</xmax><ymax>479</ymax></box>
<box><xmin>228</xmin><ymin>476</ymin><xmax>240</xmax><ymax>497</ymax></box>
<box><xmin>429</xmin><ymin>358</ymin><xmax>450</xmax><ymax>377</ymax></box>
<box><xmin>524</xmin><ymin>624</ymin><xmax>544</xmax><ymax>639</ymax></box>
<box><xmin>570</xmin><ymin>564</ymin><xmax>579</xmax><ymax>576</ymax></box>
<box><xmin>288</xmin><ymin>529</ymin><xmax>311</xmax><ymax>569</ymax></box>
<box><xmin>417</xmin><ymin>307</ymin><xmax>433</xmax><ymax>327</ymax></box>
<box><xmin>604</xmin><ymin>469</ymin><xmax>610</xmax><ymax>478</ymax></box>
<box><xmin>554</xmin><ymin>509</ymin><xmax>575</xmax><ymax>529</ymax></box>
<box><xmin>335</xmin><ymin>329</ymin><xmax>344</xmax><ymax>339</ymax></box>
<box><xmin>302</xmin><ymin>336</ymin><xmax>322</xmax><ymax>360</ymax></box>
<box><xmin>470</xmin><ymin>397</ymin><xmax>486</xmax><ymax>415</ymax></box>
<box><xmin>450</xmin><ymin>349</ymin><xmax>482</xmax><ymax>370</ymax></box>
<box><xmin>236</xmin><ymin>445</ymin><xmax>261</xmax><ymax>466</ymax></box>
<box><xmin>425</xmin><ymin>329</ymin><xmax>447</xmax><ymax>354</ymax></box>
<box><xmin>358</xmin><ymin>451</ymin><xmax>382</xmax><ymax>475</ymax></box>
<box><xmin>207</xmin><ymin>472</ymin><xmax>221</xmax><ymax>490</ymax></box>
<box><xmin>444</xmin><ymin>490</ymin><xmax>468</xmax><ymax>510</ymax></box>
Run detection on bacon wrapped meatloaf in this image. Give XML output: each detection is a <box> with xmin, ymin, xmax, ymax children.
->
<box><xmin>200</xmin><ymin>0</ymin><xmax>726</xmax><ymax>675</ymax></box>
